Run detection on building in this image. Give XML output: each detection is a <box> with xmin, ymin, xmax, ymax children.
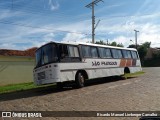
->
<box><xmin>145</xmin><ymin>48</ymin><xmax>160</xmax><ymax>59</ymax></box>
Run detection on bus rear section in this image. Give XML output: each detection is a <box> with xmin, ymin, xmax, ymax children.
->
<box><xmin>33</xmin><ymin>43</ymin><xmax>61</xmax><ymax>85</ymax></box>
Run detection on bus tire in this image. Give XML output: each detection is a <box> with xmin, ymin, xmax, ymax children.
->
<box><xmin>76</xmin><ymin>72</ymin><xmax>85</xmax><ymax>88</ymax></box>
<box><xmin>124</xmin><ymin>67</ymin><xmax>130</xmax><ymax>79</ymax></box>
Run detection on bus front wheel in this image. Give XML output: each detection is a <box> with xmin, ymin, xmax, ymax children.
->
<box><xmin>76</xmin><ymin>72</ymin><xmax>85</xmax><ymax>88</ymax></box>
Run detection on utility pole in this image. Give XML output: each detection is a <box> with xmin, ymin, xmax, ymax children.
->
<box><xmin>106</xmin><ymin>39</ymin><xmax>109</xmax><ymax>45</ymax></box>
<box><xmin>86</xmin><ymin>0</ymin><xmax>103</xmax><ymax>44</ymax></box>
<box><xmin>134</xmin><ymin>30</ymin><xmax>139</xmax><ymax>49</ymax></box>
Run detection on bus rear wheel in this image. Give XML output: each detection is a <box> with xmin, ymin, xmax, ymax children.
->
<box><xmin>124</xmin><ymin>67</ymin><xmax>130</xmax><ymax>79</ymax></box>
<box><xmin>76</xmin><ymin>72</ymin><xmax>85</xmax><ymax>88</ymax></box>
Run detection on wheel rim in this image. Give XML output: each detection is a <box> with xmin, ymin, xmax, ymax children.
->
<box><xmin>79</xmin><ymin>75</ymin><xmax>84</xmax><ymax>84</ymax></box>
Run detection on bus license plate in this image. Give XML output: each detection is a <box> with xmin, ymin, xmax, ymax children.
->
<box><xmin>38</xmin><ymin>72</ymin><xmax>45</xmax><ymax>80</ymax></box>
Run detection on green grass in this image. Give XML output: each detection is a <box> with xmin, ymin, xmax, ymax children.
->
<box><xmin>0</xmin><ymin>82</ymin><xmax>35</xmax><ymax>94</ymax></box>
<box><xmin>0</xmin><ymin>82</ymin><xmax>55</xmax><ymax>94</ymax></box>
<box><xmin>124</xmin><ymin>71</ymin><xmax>145</xmax><ymax>78</ymax></box>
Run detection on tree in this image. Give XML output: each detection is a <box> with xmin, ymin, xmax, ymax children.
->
<box><xmin>128</xmin><ymin>44</ymin><xmax>136</xmax><ymax>48</ymax></box>
<box><xmin>137</xmin><ymin>42</ymin><xmax>151</xmax><ymax>66</ymax></box>
<box><xmin>117</xmin><ymin>43</ymin><xmax>124</xmax><ymax>47</ymax></box>
<box><xmin>138</xmin><ymin>45</ymin><xmax>147</xmax><ymax>60</ymax></box>
<box><xmin>109</xmin><ymin>41</ymin><xmax>124</xmax><ymax>47</ymax></box>
<box><xmin>95</xmin><ymin>40</ymin><xmax>124</xmax><ymax>47</ymax></box>
<box><xmin>142</xmin><ymin>42</ymin><xmax>151</xmax><ymax>49</ymax></box>
<box><xmin>110</xmin><ymin>41</ymin><xmax>117</xmax><ymax>46</ymax></box>
<box><xmin>128</xmin><ymin>42</ymin><xmax>151</xmax><ymax>49</ymax></box>
<box><xmin>95</xmin><ymin>40</ymin><xmax>107</xmax><ymax>45</ymax></box>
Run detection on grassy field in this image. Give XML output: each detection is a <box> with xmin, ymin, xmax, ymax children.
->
<box><xmin>0</xmin><ymin>71</ymin><xmax>145</xmax><ymax>94</ymax></box>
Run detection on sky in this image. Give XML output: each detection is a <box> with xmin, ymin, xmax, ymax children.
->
<box><xmin>0</xmin><ymin>0</ymin><xmax>160</xmax><ymax>50</ymax></box>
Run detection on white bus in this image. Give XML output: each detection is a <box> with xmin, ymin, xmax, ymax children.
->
<box><xmin>33</xmin><ymin>41</ymin><xmax>142</xmax><ymax>87</ymax></box>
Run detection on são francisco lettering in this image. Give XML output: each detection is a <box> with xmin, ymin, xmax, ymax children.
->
<box><xmin>92</xmin><ymin>61</ymin><xmax>117</xmax><ymax>66</ymax></box>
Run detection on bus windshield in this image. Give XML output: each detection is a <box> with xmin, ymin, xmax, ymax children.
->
<box><xmin>35</xmin><ymin>44</ymin><xmax>58</xmax><ymax>67</ymax></box>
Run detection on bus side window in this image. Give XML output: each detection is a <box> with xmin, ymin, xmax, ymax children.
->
<box><xmin>105</xmin><ymin>48</ymin><xmax>112</xmax><ymax>58</ymax></box>
<box><xmin>68</xmin><ymin>46</ymin><xmax>80</xmax><ymax>57</ymax></box>
<box><xmin>127</xmin><ymin>51</ymin><xmax>132</xmax><ymax>58</ymax></box>
<box><xmin>59</xmin><ymin>45</ymin><xmax>69</xmax><ymax>59</ymax></box>
<box><xmin>111</xmin><ymin>49</ymin><xmax>122</xmax><ymax>58</ymax></box>
<box><xmin>122</xmin><ymin>50</ymin><xmax>132</xmax><ymax>58</ymax></box>
<box><xmin>122</xmin><ymin>50</ymin><xmax>127</xmax><ymax>58</ymax></box>
<box><xmin>98</xmin><ymin>47</ymin><xmax>104</xmax><ymax>58</ymax></box>
<box><xmin>131</xmin><ymin>51</ymin><xmax>138</xmax><ymax>59</ymax></box>
<box><xmin>111</xmin><ymin>49</ymin><xmax>117</xmax><ymax>58</ymax></box>
<box><xmin>117</xmin><ymin>50</ymin><xmax>123</xmax><ymax>58</ymax></box>
<box><xmin>91</xmin><ymin>47</ymin><xmax>98</xmax><ymax>58</ymax></box>
<box><xmin>82</xmin><ymin>46</ymin><xmax>91</xmax><ymax>58</ymax></box>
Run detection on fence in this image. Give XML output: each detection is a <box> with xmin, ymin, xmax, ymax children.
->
<box><xmin>0</xmin><ymin>56</ymin><xmax>35</xmax><ymax>86</ymax></box>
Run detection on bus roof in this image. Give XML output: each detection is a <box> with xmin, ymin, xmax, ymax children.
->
<box><xmin>37</xmin><ymin>41</ymin><xmax>137</xmax><ymax>51</ymax></box>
